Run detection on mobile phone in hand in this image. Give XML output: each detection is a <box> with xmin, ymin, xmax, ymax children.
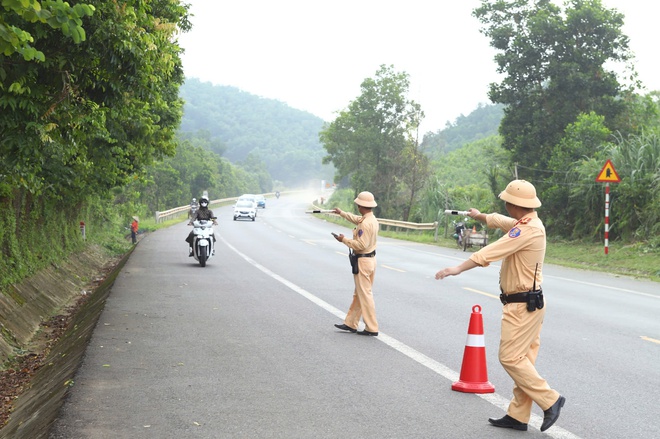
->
<box><xmin>331</xmin><ymin>232</ymin><xmax>339</xmax><ymax>238</ymax></box>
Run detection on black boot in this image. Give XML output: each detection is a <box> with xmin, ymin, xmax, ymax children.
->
<box><xmin>488</xmin><ymin>415</ymin><xmax>528</xmax><ymax>431</ymax></box>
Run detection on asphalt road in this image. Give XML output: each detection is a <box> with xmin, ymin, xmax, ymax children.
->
<box><xmin>50</xmin><ymin>192</ymin><xmax>660</xmax><ymax>439</ymax></box>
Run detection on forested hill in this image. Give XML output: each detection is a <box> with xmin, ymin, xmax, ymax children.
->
<box><xmin>178</xmin><ymin>78</ymin><xmax>331</xmax><ymax>186</ymax></box>
<box><xmin>422</xmin><ymin>103</ymin><xmax>504</xmax><ymax>158</ymax></box>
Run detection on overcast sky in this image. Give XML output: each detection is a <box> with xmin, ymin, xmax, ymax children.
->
<box><xmin>177</xmin><ymin>0</ymin><xmax>659</xmax><ymax>134</ymax></box>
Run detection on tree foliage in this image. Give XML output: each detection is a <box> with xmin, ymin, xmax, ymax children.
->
<box><xmin>0</xmin><ymin>0</ymin><xmax>95</xmax><ymax>62</ymax></box>
<box><xmin>1</xmin><ymin>0</ymin><xmax>191</xmax><ymax>201</ymax></box>
<box><xmin>124</xmin><ymin>137</ymin><xmax>262</xmax><ymax>215</ymax></box>
<box><xmin>0</xmin><ymin>0</ymin><xmax>192</xmax><ymax>289</ymax></box>
<box><xmin>474</xmin><ymin>0</ymin><xmax>634</xmax><ymax>169</ymax></box>
<box><xmin>320</xmin><ymin>65</ymin><xmax>428</xmax><ymax>219</ymax></box>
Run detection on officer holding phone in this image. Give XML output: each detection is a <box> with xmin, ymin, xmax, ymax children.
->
<box><xmin>331</xmin><ymin>191</ymin><xmax>380</xmax><ymax>336</ymax></box>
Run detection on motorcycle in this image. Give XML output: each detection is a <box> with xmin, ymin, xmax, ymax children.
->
<box><xmin>189</xmin><ymin>218</ymin><xmax>216</xmax><ymax>267</ymax></box>
<box><xmin>189</xmin><ymin>203</ymin><xmax>198</xmax><ymax>219</ymax></box>
<box><xmin>453</xmin><ymin>221</ymin><xmax>467</xmax><ymax>248</ymax></box>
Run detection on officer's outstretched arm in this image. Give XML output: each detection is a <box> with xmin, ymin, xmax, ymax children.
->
<box><xmin>435</xmin><ymin>259</ymin><xmax>480</xmax><ymax>280</ymax></box>
<box><xmin>468</xmin><ymin>208</ymin><xmax>487</xmax><ymax>223</ymax></box>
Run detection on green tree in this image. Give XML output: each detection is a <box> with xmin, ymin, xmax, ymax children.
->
<box><xmin>0</xmin><ymin>0</ymin><xmax>191</xmax><ymax>200</ymax></box>
<box><xmin>473</xmin><ymin>0</ymin><xmax>634</xmax><ymax>169</ymax></box>
<box><xmin>399</xmin><ymin>135</ymin><xmax>430</xmax><ymax>221</ymax></box>
<box><xmin>608</xmin><ymin>130</ymin><xmax>660</xmax><ymax>241</ymax></box>
<box><xmin>0</xmin><ymin>0</ymin><xmax>94</xmax><ymax>62</ymax></box>
<box><xmin>542</xmin><ymin>112</ymin><xmax>613</xmax><ymax>236</ymax></box>
<box><xmin>320</xmin><ymin>65</ymin><xmax>425</xmax><ymax>219</ymax></box>
<box><xmin>0</xmin><ymin>1</ymin><xmax>192</xmax><ymax>290</ymax></box>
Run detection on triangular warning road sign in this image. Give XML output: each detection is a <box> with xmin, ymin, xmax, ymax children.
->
<box><xmin>596</xmin><ymin>159</ymin><xmax>621</xmax><ymax>183</ymax></box>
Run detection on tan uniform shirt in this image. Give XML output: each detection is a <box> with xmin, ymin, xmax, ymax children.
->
<box><xmin>339</xmin><ymin>211</ymin><xmax>378</xmax><ymax>254</ymax></box>
<box><xmin>469</xmin><ymin>212</ymin><xmax>545</xmax><ymax>295</ymax></box>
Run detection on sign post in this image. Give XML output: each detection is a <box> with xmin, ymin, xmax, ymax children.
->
<box><xmin>595</xmin><ymin>159</ymin><xmax>621</xmax><ymax>255</ymax></box>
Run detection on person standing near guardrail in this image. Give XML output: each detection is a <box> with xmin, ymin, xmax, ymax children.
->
<box><xmin>331</xmin><ymin>191</ymin><xmax>380</xmax><ymax>336</ymax></box>
<box><xmin>434</xmin><ymin>180</ymin><xmax>565</xmax><ymax>433</ymax></box>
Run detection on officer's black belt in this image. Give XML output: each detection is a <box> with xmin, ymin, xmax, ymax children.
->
<box><xmin>500</xmin><ymin>291</ymin><xmax>542</xmax><ymax>305</ymax></box>
<box><xmin>355</xmin><ymin>250</ymin><xmax>376</xmax><ymax>258</ymax></box>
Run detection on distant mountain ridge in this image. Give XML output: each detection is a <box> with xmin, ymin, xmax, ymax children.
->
<box><xmin>422</xmin><ymin>103</ymin><xmax>504</xmax><ymax>158</ymax></box>
<box><xmin>178</xmin><ymin>79</ymin><xmax>503</xmax><ymax>185</ymax></box>
<box><xmin>178</xmin><ymin>78</ymin><xmax>330</xmax><ymax>186</ymax></box>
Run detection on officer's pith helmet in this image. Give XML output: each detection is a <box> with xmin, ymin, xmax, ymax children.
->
<box><xmin>499</xmin><ymin>180</ymin><xmax>541</xmax><ymax>208</ymax></box>
<box><xmin>354</xmin><ymin>191</ymin><xmax>377</xmax><ymax>208</ymax></box>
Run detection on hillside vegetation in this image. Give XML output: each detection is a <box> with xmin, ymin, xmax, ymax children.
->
<box><xmin>179</xmin><ymin>78</ymin><xmax>333</xmax><ymax>187</ymax></box>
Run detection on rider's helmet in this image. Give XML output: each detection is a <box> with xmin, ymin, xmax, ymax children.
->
<box><xmin>199</xmin><ymin>197</ymin><xmax>209</xmax><ymax>207</ymax></box>
<box><xmin>192</xmin><ymin>198</ymin><xmax>197</xmax><ymax>203</ymax></box>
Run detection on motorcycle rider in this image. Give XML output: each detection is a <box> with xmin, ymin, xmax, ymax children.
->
<box><xmin>454</xmin><ymin>221</ymin><xmax>466</xmax><ymax>246</ymax></box>
<box><xmin>185</xmin><ymin>196</ymin><xmax>217</xmax><ymax>256</ymax></box>
<box><xmin>189</xmin><ymin>197</ymin><xmax>198</xmax><ymax>219</ymax></box>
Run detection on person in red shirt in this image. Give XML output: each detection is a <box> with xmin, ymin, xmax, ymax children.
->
<box><xmin>130</xmin><ymin>216</ymin><xmax>139</xmax><ymax>244</ymax></box>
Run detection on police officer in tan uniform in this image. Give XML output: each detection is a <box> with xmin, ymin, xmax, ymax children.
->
<box><xmin>435</xmin><ymin>180</ymin><xmax>565</xmax><ymax>432</ymax></box>
<box><xmin>332</xmin><ymin>191</ymin><xmax>379</xmax><ymax>336</ymax></box>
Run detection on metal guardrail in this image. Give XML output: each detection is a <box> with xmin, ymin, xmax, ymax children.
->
<box><xmin>311</xmin><ymin>207</ymin><xmax>439</xmax><ymax>241</ymax></box>
<box><xmin>378</xmin><ymin>219</ymin><xmax>439</xmax><ymax>241</ymax></box>
<box><xmin>154</xmin><ymin>197</ymin><xmax>237</xmax><ymax>223</ymax></box>
<box><xmin>154</xmin><ymin>191</ymin><xmax>295</xmax><ymax>223</ymax></box>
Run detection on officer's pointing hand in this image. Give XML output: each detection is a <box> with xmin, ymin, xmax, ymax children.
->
<box><xmin>435</xmin><ymin>266</ymin><xmax>460</xmax><ymax>280</ymax></box>
<box><xmin>332</xmin><ymin>207</ymin><xmax>342</xmax><ymax>215</ymax></box>
<box><xmin>334</xmin><ymin>233</ymin><xmax>345</xmax><ymax>242</ymax></box>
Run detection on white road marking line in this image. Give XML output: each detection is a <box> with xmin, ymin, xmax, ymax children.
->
<box><xmin>641</xmin><ymin>336</ymin><xmax>660</xmax><ymax>345</ymax></box>
<box><xmin>222</xmin><ymin>236</ymin><xmax>582</xmax><ymax>439</ymax></box>
<box><xmin>538</xmin><ymin>275</ymin><xmax>658</xmax><ymax>299</ymax></box>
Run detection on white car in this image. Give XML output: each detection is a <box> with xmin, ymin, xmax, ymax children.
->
<box><xmin>233</xmin><ymin>200</ymin><xmax>257</xmax><ymax>221</ymax></box>
<box><xmin>238</xmin><ymin>193</ymin><xmax>257</xmax><ymax>203</ymax></box>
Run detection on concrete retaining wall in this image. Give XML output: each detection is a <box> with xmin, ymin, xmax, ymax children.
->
<box><xmin>0</xmin><ymin>247</ymin><xmax>131</xmax><ymax>439</ymax></box>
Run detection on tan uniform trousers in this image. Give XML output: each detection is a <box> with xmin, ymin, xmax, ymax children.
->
<box><xmin>500</xmin><ymin>302</ymin><xmax>560</xmax><ymax>423</ymax></box>
<box><xmin>344</xmin><ymin>257</ymin><xmax>378</xmax><ymax>333</ymax></box>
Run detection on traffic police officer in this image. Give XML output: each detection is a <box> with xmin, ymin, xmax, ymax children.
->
<box><xmin>332</xmin><ymin>191</ymin><xmax>380</xmax><ymax>336</ymax></box>
<box><xmin>435</xmin><ymin>180</ymin><xmax>565</xmax><ymax>432</ymax></box>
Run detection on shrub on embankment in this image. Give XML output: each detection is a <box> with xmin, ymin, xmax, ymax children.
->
<box><xmin>0</xmin><ymin>190</ymin><xmax>135</xmax><ymax>365</ymax></box>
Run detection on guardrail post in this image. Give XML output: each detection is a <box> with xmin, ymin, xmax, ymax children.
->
<box><xmin>434</xmin><ymin>221</ymin><xmax>439</xmax><ymax>242</ymax></box>
<box><xmin>155</xmin><ymin>211</ymin><xmax>160</xmax><ymax>223</ymax></box>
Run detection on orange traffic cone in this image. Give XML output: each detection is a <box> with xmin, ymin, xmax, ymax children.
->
<box><xmin>472</xmin><ymin>225</ymin><xmax>477</xmax><ymax>233</ymax></box>
<box><xmin>452</xmin><ymin>304</ymin><xmax>495</xmax><ymax>393</ymax></box>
